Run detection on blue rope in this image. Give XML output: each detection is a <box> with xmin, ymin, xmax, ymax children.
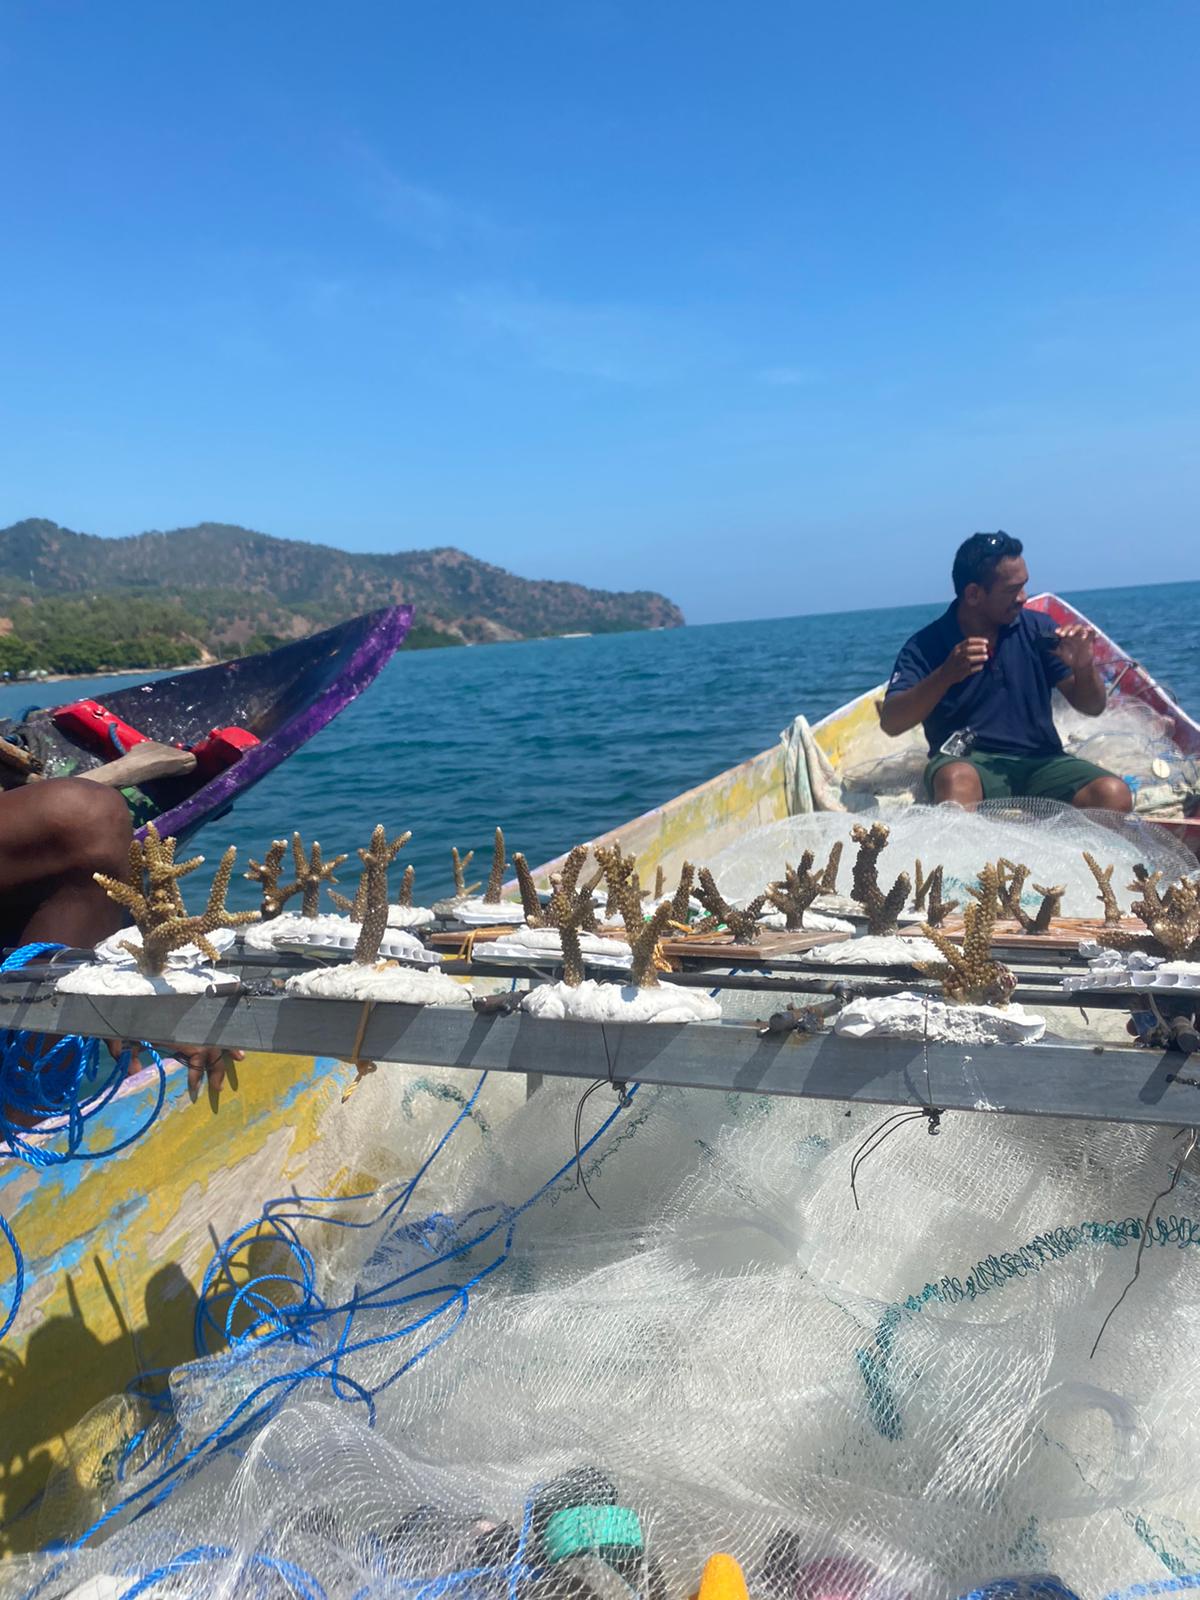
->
<box><xmin>0</xmin><ymin>1210</ymin><xmax>22</xmax><ymax>1342</ymax></box>
<box><xmin>953</xmin><ymin>1580</ymin><xmax>1082</xmax><ymax>1600</ymax></box>
<box><xmin>1</xmin><ymin>942</ymin><xmax>163</xmax><ymax>1343</ymax></box>
<box><xmin>118</xmin><ymin>1544</ymin><xmax>328</xmax><ymax>1600</ymax></box>
<box><xmin>75</xmin><ymin>1080</ymin><xmax>640</xmax><ymax>1548</ymax></box>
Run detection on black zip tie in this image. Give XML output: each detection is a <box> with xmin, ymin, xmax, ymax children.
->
<box><xmin>849</xmin><ymin>1104</ymin><xmax>944</xmax><ymax>1211</ymax></box>
<box><xmin>573</xmin><ymin>1079</ymin><xmax>607</xmax><ymax>1209</ymax></box>
<box><xmin>1091</xmin><ymin>1126</ymin><xmax>1199</xmax><ymax>1359</ymax></box>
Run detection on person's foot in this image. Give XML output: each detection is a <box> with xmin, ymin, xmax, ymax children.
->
<box><xmin>80</xmin><ymin>741</ymin><xmax>198</xmax><ymax>789</ymax></box>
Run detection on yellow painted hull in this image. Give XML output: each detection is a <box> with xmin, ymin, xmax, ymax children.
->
<box><xmin>0</xmin><ymin>1049</ymin><xmax>514</xmax><ymax>1552</ymax></box>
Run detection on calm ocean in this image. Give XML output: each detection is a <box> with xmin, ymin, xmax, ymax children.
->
<box><xmin>4</xmin><ymin>579</ymin><xmax>1197</xmax><ymax>909</ymax></box>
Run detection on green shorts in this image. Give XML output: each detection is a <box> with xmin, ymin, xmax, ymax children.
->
<box><xmin>923</xmin><ymin>748</ymin><xmax>1115</xmax><ymax>804</ymax></box>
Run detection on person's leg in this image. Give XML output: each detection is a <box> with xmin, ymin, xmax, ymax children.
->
<box><xmin>0</xmin><ymin>779</ymin><xmax>132</xmax><ymax>949</ymax></box>
<box><xmin>1072</xmin><ymin>773</ymin><xmax>1134</xmax><ymax>813</ymax></box>
<box><xmin>0</xmin><ymin>783</ymin><xmax>241</xmax><ymax>1103</ymax></box>
<box><xmin>926</xmin><ymin>759</ymin><xmax>984</xmax><ymax>806</ymax></box>
<box><xmin>1022</xmin><ymin>755</ymin><xmax>1133</xmax><ymax>815</ymax></box>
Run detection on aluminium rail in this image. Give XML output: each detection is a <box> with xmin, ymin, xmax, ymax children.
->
<box><xmin>2</xmin><ymin>987</ymin><xmax>1197</xmax><ymax>1131</ymax></box>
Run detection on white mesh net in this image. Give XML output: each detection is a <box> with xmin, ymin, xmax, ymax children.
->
<box><xmin>10</xmin><ymin>1076</ymin><xmax>1200</xmax><ymax>1600</ymax></box>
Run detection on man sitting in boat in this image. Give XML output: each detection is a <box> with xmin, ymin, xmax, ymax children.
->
<box><xmin>879</xmin><ymin>531</ymin><xmax>1132</xmax><ymax>813</ymax></box>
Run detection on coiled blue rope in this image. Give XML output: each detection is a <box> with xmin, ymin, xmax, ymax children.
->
<box><xmin>1</xmin><ymin>942</ymin><xmax>162</xmax><ymax>1342</ymax></box>
<box><xmin>118</xmin><ymin>1543</ymin><xmax>328</xmax><ymax>1600</ymax></box>
<box><xmin>74</xmin><ymin>1079</ymin><xmax>641</xmax><ymax>1549</ymax></box>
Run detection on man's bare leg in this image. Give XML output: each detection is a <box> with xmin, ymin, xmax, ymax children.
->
<box><xmin>0</xmin><ymin>779</ymin><xmax>132</xmax><ymax>949</ymax></box>
<box><xmin>931</xmin><ymin>761</ymin><xmax>984</xmax><ymax>807</ymax></box>
<box><xmin>0</xmin><ymin>780</ymin><xmax>234</xmax><ymax>1090</ymax></box>
<box><xmin>1073</xmin><ymin>774</ymin><xmax>1134</xmax><ymax>814</ymax></box>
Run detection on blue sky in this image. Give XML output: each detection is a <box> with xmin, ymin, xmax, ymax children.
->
<box><xmin>1</xmin><ymin>1</ymin><xmax>1196</xmax><ymax>624</ymax></box>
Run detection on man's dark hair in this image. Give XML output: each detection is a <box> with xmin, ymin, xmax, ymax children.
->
<box><xmin>952</xmin><ymin>531</ymin><xmax>1023</xmax><ymax>598</ymax></box>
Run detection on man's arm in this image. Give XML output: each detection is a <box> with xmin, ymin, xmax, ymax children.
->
<box><xmin>1053</xmin><ymin>625</ymin><xmax>1106</xmax><ymax>717</ymax></box>
<box><xmin>879</xmin><ymin>637</ymin><xmax>990</xmax><ymax>737</ymax></box>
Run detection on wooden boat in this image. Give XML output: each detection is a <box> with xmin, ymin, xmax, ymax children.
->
<box><xmin>0</xmin><ymin>605</ymin><xmax>414</xmax><ymax>841</ymax></box>
<box><xmin>1</xmin><ymin>591</ymin><xmax>1195</xmax><ymax>1554</ymax></box>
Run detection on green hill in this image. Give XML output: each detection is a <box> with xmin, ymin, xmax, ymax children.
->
<box><xmin>0</xmin><ymin>519</ymin><xmax>684</xmax><ymax>675</ymax></box>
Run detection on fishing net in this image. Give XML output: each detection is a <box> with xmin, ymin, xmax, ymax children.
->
<box><xmin>9</xmin><ymin>1074</ymin><xmax>1200</xmax><ymax>1600</ymax></box>
<box><xmin>835</xmin><ymin>693</ymin><xmax>1193</xmax><ymax>810</ymax></box>
<box><xmin>704</xmin><ymin>801</ymin><xmax>1196</xmax><ymax>918</ymax></box>
<box><xmin>1053</xmin><ymin>698</ymin><xmax>1181</xmax><ymax>792</ymax></box>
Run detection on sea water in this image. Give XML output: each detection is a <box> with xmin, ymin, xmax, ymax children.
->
<box><xmin>2</xmin><ymin>579</ymin><xmax>1197</xmax><ymax>908</ymax></box>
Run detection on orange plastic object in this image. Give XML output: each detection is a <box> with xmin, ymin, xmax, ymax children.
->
<box><xmin>694</xmin><ymin>1553</ymin><xmax>750</xmax><ymax>1600</ymax></box>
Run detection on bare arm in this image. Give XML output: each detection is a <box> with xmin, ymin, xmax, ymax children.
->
<box><xmin>1054</xmin><ymin>626</ymin><xmax>1106</xmax><ymax>717</ymax></box>
<box><xmin>879</xmin><ymin>638</ymin><xmax>990</xmax><ymax>737</ymax></box>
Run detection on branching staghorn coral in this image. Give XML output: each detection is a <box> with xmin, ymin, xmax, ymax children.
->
<box><xmin>695</xmin><ymin>868</ymin><xmax>768</xmax><ymax>945</ymax></box>
<box><xmin>289</xmin><ymin>833</ymin><xmax>348</xmax><ymax>918</ymax></box>
<box><xmin>913</xmin><ymin>861</ymin><xmax>958</xmax><ymax>928</ymax></box>
<box><xmin>520</xmin><ymin>845</ymin><xmax>601</xmax><ymax>934</ymax></box>
<box><xmin>1083</xmin><ymin>852</ymin><xmax>1123</xmax><ymax>926</ymax></box>
<box><xmin>639</xmin><ymin>865</ymin><xmax>666</xmax><ymax>902</ymax></box>
<box><xmin>451</xmin><ymin>847</ymin><xmax>479</xmax><ymax>900</ymax></box>
<box><xmin>353</xmin><ymin>826</ymin><xmax>410</xmax><ymax>964</ymax></box>
<box><xmin>483</xmin><ymin>828</ymin><xmax>507</xmax><ymax>905</ymax></box>
<box><xmin>850</xmin><ymin>822</ymin><xmax>911</xmax><ymax>935</ymax></box>
<box><xmin>918</xmin><ymin>862</ymin><xmax>1016</xmax><ymax>1006</ymax></box>
<box><xmin>913</xmin><ymin>860</ymin><xmax>936</xmax><ymax>911</ymax></box>
<box><xmin>595</xmin><ymin>841</ymin><xmax>638</xmax><ymax>921</ymax></box>
<box><xmin>244</xmin><ymin>839</ymin><xmax>300</xmax><ymax>920</ymax></box>
<box><xmin>987</xmin><ymin>857</ymin><xmax>1062</xmax><ymax>934</ymax></box>
<box><xmin>329</xmin><ymin>876</ymin><xmax>368</xmax><ymax>922</ymax></box>
<box><xmin>994</xmin><ymin>859</ymin><xmax>1030</xmax><ymax>923</ymax></box>
<box><xmin>112</xmin><ymin>825</ymin><xmax>204</xmax><ymax>926</ymax></box>
<box><xmin>556</xmin><ymin>844</ymin><xmax>602</xmax><ymax>930</ymax></box>
<box><xmin>1021</xmin><ymin>883</ymin><xmax>1065</xmax><ymax>935</ymax></box>
<box><xmin>1100</xmin><ymin>867</ymin><xmax>1200</xmax><ymax>961</ymax></box>
<box><xmin>767</xmin><ymin>852</ymin><xmax>825</xmax><ymax>931</ymax></box>
<box><xmin>670</xmin><ymin>863</ymin><xmax>696</xmax><ymax>927</ymax></box>
<box><xmin>96</xmin><ymin>824</ymin><xmax>259</xmax><ymax>975</ymax></box>
<box><xmin>611</xmin><ymin>890</ymin><xmax>675</xmax><ymax>989</ymax></box>
<box><xmin>397</xmin><ymin>865</ymin><xmax>415</xmax><ymax>908</ymax></box>
<box><xmin>512</xmin><ymin>852</ymin><xmax>544</xmax><ymax>923</ymax></box>
<box><xmin>819</xmin><ymin>842</ymin><xmax>843</xmax><ymax>895</ymax></box>
<box><xmin>542</xmin><ymin>866</ymin><xmax>604</xmax><ymax>986</ymax></box>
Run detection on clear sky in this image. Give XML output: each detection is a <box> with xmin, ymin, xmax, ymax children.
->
<box><xmin>1</xmin><ymin>1</ymin><xmax>1196</xmax><ymax>624</ymax></box>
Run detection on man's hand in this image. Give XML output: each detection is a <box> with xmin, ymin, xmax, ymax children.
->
<box><xmin>107</xmin><ymin>1040</ymin><xmax>245</xmax><ymax>1098</ymax></box>
<box><xmin>178</xmin><ymin>1045</ymin><xmax>244</xmax><ymax>1098</ymax></box>
<box><xmin>1054</xmin><ymin>624</ymin><xmax>1096</xmax><ymax>673</ymax></box>
<box><xmin>942</xmin><ymin>637</ymin><xmax>990</xmax><ymax>684</ymax></box>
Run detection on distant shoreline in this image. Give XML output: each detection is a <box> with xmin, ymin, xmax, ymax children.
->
<box><xmin>0</xmin><ymin>661</ymin><xmax>209</xmax><ymax>690</ymax></box>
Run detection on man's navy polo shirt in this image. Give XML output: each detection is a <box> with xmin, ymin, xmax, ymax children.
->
<box><xmin>886</xmin><ymin>603</ymin><xmax>1070</xmax><ymax>758</ymax></box>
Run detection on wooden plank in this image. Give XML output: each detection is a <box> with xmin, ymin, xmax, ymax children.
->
<box><xmin>931</xmin><ymin>916</ymin><xmax>1145</xmax><ymax>952</ymax></box>
<box><xmin>662</xmin><ymin>929</ymin><xmax>850</xmax><ymax>962</ymax></box>
<box><xmin>1</xmin><ymin>991</ymin><xmax>1193</xmax><ymax>1130</ymax></box>
<box><xmin>428</xmin><ymin>925</ymin><xmax>523</xmax><ymax>952</ymax></box>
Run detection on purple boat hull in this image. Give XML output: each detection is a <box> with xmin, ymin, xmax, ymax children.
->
<box><xmin>1</xmin><ymin>605</ymin><xmax>413</xmax><ymax>841</ymax></box>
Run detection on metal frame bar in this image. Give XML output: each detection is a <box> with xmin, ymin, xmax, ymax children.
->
<box><xmin>2</xmin><ymin>990</ymin><xmax>1196</xmax><ymax>1129</ymax></box>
